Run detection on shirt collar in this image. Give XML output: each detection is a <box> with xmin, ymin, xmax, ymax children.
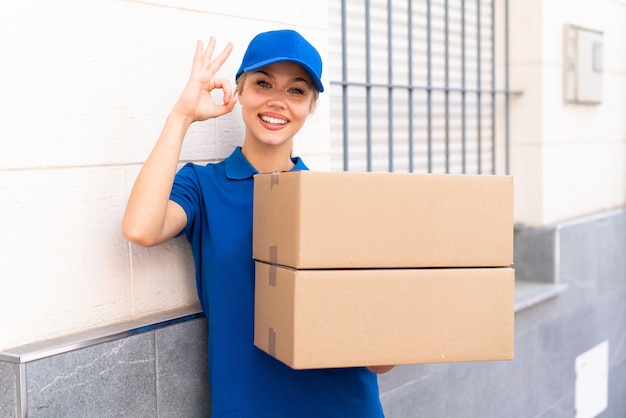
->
<box><xmin>225</xmin><ymin>146</ymin><xmax>309</xmax><ymax>180</ymax></box>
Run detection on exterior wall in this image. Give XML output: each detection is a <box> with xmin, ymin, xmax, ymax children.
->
<box><xmin>3</xmin><ymin>0</ymin><xmax>623</xmax><ymax>350</ymax></box>
<box><xmin>1</xmin><ymin>315</ymin><xmax>210</xmax><ymax>418</ymax></box>
<box><xmin>2</xmin><ymin>0</ymin><xmax>625</xmax><ymax>416</ymax></box>
<box><xmin>1</xmin><ymin>209</ymin><xmax>623</xmax><ymax>417</ymax></box>
<box><xmin>0</xmin><ymin>0</ymin><xmax>330</xmax><ymax>349</ymax></box>
<box><xmin>510</xmin><ymin>0</ymin><xmax>626</xmax><ymax>225</ymax></box>
<box><xmin>380</xmin><ymin>209</ymin><xmax>626</xmax><ymax>418</ymax></box>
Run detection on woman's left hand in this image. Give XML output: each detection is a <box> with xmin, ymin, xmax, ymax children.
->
<box><xmin>367</xmin><ymin>365</ymin><xmax>395</xmax><ymax>374</ymax></box>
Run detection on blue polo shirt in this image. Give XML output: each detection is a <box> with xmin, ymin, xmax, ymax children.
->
<box><xmin>170</xmin><ymin>147</ymin><xmax>384</xmax><ymax>418</ymax></box>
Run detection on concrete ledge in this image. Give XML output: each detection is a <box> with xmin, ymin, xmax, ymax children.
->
<box><xmin>0</xmin><ymin>305</ymin><xmax>203</xmax><ymax>364</ymax></box>
<box><xmin>514</xmin><ymin>280</ymin><xmax>568</xmax><ymax>312</ymax></box>
<box><xmin>0</xmin><ymin>305</ymin><xmax>210</xmax><ymax>418</ymax></box>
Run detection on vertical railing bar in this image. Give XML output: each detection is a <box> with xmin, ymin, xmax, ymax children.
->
<box><xmin>341</xmin><ymin>0</ymin><xmax>349</xmax><ymax>171</ymax></box>
<box><xmin>408</xmin><ymin>0</ymin><xmax>414</xmax><ymax>172</ymax></box>
<box><xmin>427</xmin><ymin>0</ymin><xmax>433</xmax><ymax>173</ymax></box>
<box><xmin>505</xmin><ymin>0</ymin><xmax>511</xmax><ymax>175</ymax></box>
<box><xmin>366</xmin><ymin>0</ymin><xmax>372</xmax><ymax>171</ymax></box>
<box><xmin>476</xmin><ymin>0</ymin><xmax>482</xmax><ymax>174</ymax></box>
<box><xmin>444</xmin><ymin>0</ymin><xmax>450</xmax><ymax>173</ymax></box>
<box><xmin>388</xmin><ymin>0</ymin><xmax>394</xmax><ymax>172</ymax></box>
<box><xmin>491</xmin><ymin>0</ymin><xmax>497</xmax><ymax>174</ymax></box>
<box><xmin>461</xmin><ymin>0</ymin><xmax>467</xmax><ymax>173</ymax></box>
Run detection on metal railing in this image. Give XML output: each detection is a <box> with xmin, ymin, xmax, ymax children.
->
<box><xmin>330</xmin><ymin>0</ymin><xmax>515</xmax><ymax>175</ymax></box>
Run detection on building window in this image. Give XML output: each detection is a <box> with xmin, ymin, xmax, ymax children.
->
<box><xmin>329</xmin><ymin>0</ymin><xmax>512</xmax><ymax>174</ymax></box>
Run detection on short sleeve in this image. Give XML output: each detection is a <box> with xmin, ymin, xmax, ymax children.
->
<box><xmin>170</xmin><ymin>162</ymin><xmax>202</xmax><ymax>238</ymax></box>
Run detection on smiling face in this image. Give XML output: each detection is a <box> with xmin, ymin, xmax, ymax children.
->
<box><xmin>237</xmin><ymin>61</ymin><xmax>316</xmax><ymax>150</ymax></box>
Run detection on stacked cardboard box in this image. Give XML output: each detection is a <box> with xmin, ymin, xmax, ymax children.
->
<box><xmin>253</xmin><ymin>171</ymin><xmax>514</xmax><ymax>369</ymax></box>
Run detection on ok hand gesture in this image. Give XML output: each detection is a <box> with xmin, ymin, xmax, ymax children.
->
<box><xmin>172</xmin><ymin>37</ymin><xmax>238</xmax><ymax>123</ymax></box>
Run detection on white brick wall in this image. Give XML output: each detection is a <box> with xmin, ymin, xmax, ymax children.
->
<box><xmin>2</xmin><ymin>0</ymin><xmax>625</xmax><ymax>349</ymax></box>
<box><xmin>0</xmin><ymin>0</ymin><xmax>330</xmax><ymax>349</ymax></box>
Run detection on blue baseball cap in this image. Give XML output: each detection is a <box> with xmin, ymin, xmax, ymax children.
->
<box><xmin>236</xmin><ymin>29</ymin><xmax>324</xmax><ymax>92</ymax></box>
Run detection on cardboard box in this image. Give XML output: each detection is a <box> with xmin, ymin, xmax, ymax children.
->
<box><xmin>254</xmin><ymin>261</ymin><xmax>515</xmax><ymax>369</ymax></box>
<box><xmin>253</xmin><ymin>171</ymin><xmax>513</xmax><ymax>269</ymax></box>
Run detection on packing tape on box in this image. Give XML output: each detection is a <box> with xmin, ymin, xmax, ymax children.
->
<box><xmin>271</xmin><ymin>173</ymin><xmax>279</xmax><ymax>190</ymax></box>
<box><xmin>269</xmin><ymin>246</ymin><xmax>278</xmax><ymax>286</ymax></box>
<box><xmin>270</xmin><ymin>245</ymin><xmax>278</xmax><ymax>264</ymax></box>
<box><xmin>268</xmin><ymin>328</ymin><xmax>276</xmax><ymax>357</ymax></box>
<box><xmin>269</xmin><ymin>265</ymin><xmax>277</xmax><ymax>287</ymax></box>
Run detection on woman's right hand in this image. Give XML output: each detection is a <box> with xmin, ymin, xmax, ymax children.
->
<box><xmin>123</xmin><ymin>37</ymin><xmax>237</xmax><ymax>247</ymax></box>
<box><xmin>172</xmin><ymin>37</ymin><xmax>238</xmax><ymax>123</ymax></box>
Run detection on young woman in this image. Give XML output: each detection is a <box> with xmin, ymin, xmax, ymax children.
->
<box><xmin>122</xmin><ymin>29</ymin><xmax>391</xmax><ymax>417</ymax></box>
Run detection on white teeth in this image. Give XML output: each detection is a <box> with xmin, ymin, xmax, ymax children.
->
<box><xmin>261</xmin><ymin>115</ymin><xmax>287</xmax><ymax>125</ymax></box>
